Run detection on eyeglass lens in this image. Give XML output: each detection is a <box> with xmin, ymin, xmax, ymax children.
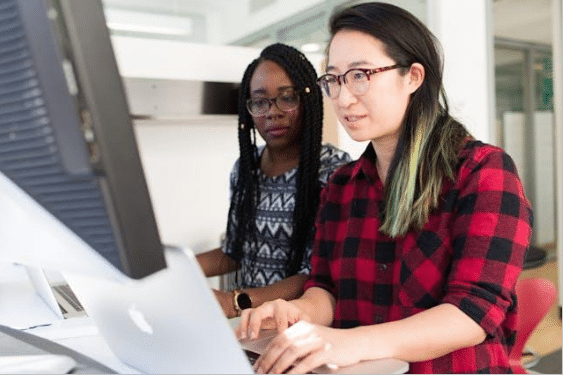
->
<box><xmin>317</xmin><ymin>65</ymin><xmax>403</xmax><ymax>99</ymax></box>
<box><xmin>319</xmin><ymin>70</ymin><xmax>370</xmax><ymax>98</ymax></box>
<box><xmin>247</xmin><ymin>91</ymin><xmax>299</xmax><ymax>116</ymax></box>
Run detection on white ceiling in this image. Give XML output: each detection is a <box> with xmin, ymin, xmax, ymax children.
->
<box><xmin>100</xmin><ymin>0</ymin><xmax>555</xmax><ymax>47</ymax></box>
<box><xmin>102</xmin><ymin>0</ymin><xmax>218</xmax><ymax>13</ymax></box>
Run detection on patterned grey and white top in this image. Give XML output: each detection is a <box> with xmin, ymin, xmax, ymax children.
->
<box><xmin>223</xmin><ymin>143</ymin><xmax>352</xmax><ymax>288</ymax></box>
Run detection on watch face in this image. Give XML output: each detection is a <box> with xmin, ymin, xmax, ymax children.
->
<box><xmin>237</xmin><ymin>292</ymin><xmax>252</xmax><ymax>310</ymax></box>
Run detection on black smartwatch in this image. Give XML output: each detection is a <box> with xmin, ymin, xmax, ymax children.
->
<box><xmin>233</xmin><ymin>290</ymin><xmax>252</xmax><ymax>316</ymax></box>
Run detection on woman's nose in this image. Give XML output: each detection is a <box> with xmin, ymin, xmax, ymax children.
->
<box><xmin>265</xmin><ymin>100</ymin><xmax>284</xmax><ymax>117</ymax></box>
<box><xmin>336</xmin><ymin>83</ymin><xmax>358</xmax><ymax>108</ymax></box>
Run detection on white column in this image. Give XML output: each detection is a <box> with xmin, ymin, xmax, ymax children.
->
<box><xmin>552</xmin><ymin>0</ymin><xmax>563</xmax><ymax>307</ymax></box>
<box><xmin>427</xmin><ymin>0</ymin><xmax>496</xmax><ymax>144</ymax></box>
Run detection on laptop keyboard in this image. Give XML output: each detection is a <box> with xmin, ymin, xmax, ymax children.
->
<box><xmin>53</xmin><ymin>284</ymin><xmax>85</xmax><ymax>312</ymax></box>
<box><xmin>244</xmin><ymin>350</ymin><xmax>260</xmax><ymax>366</ymax></box>
<box><xmin>244</xmin><ymin>350</ymin><xmax>314</xmax><ymax>374</ymax></box>
<box><xmin>52</xmin><ymin>283</ymin><xmax>86</xmax><ymax>318</ymax></box>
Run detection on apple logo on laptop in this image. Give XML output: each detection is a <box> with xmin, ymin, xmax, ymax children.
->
<box><xmin>128</xmin><ymin>304</ymin><xmax>153</xmax><ymax>335</ymax></box>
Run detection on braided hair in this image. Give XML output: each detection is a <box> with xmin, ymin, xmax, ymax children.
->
<box><xmin>225</xmin><ymin>43</ymin><xmax>324</xmax><ymax>279</ymax></box>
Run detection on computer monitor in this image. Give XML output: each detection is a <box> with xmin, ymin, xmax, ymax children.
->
<box><xmin>0</xmin><ymin>0</ymin><xmax>166</xmax><ymax>280</ymax></box>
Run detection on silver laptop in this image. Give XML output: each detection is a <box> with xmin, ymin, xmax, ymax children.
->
<box><xmin>63</xmin><ymin>247</ymin><xmax>254</xmax><ymax>374</ymax></box>
<box><xmin>63</xmin><ymin>247</ymin><xmax>408</xmax><ymax>374</ymax></box>
<box><xmin>25</xmin><ymin>266</ymin><xmax>86</xmax><ymax>320</ymax></box>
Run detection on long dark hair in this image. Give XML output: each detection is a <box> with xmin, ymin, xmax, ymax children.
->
<box><xmin>329</xmin><ymin>2</ymin><xmax>470</xmax><ymax>236</ymax></box>
<box><xmin>225</xmin><ymin>43</ymin><xmax>324</xmax><ymax>276</ymax></box>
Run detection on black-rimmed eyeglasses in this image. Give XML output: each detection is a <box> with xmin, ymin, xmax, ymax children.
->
<box><xmin>246</xmin><ymin>89</ymin><xmax>300</xmax><ymax>117</ymax></box>
<box><xmin>316</xmin><ymin>64</ymin><xmax>405</xmax><ymax>99</ymax></box>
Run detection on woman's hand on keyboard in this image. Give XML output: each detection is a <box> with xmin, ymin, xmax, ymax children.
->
<box><xmin>235</xmin><ymin>299</ymin><xmax>309</xmax><ymax>340</ymax></box>
<box><xmin>252</xmin><ymin>321</ymin><xmax>362</xmax><ymax>374</ymax></box>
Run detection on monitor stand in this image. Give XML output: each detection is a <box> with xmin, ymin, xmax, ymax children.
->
<box><xmin>0</xmin><ymin>324</ymin><xmax>114</xmax><ymax>374</ymax></box>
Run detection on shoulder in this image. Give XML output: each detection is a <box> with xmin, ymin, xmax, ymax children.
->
<box><xmin>230</xmin><ymin>145</ymin><xmax>262</xmax><ymax>181</ymax></box>
<box><xmin>318</xmin><ymin>143</ymin><xmax>353</xmax><ymax>184</ymax></box>
<box><xmin>455</xmin><ymin>140</ymin><xmax>526</xmax><ymax>199</ymax></box>
<box><xmin>458</xmin><ymin>139</ymin><xmax>519</xmax><ymax>177</ymax></box>
<box><xmin>230</xmin><ymin>158</ymin><xmax>240</xmax><ymax>178</ymax></box>
<box><xmin>320</xmin><ymin>143</ymin><xmax>351</xmax><ymax>162</ymax></box>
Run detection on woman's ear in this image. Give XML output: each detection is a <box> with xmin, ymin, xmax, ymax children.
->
<box><xmin>407</xmin><ymin>63</ymin><xmax>425</xmax><ymax>94</ymax></box>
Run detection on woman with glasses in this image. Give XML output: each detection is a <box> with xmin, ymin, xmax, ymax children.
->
<box><xmin>236</xmin><ymin>3</ymin><xmax>532</xmax><ymax>374</ymax></box>
<box><xmin>197</xmin><ymin>43</ymin><xmax>350</xmax><ymax>319</ymax></box>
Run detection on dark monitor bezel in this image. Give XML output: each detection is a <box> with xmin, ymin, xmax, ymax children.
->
<box><xmin>3</xmin><ymin>0</ymin><xmax>167</xmax><ymax>279</ymax></box>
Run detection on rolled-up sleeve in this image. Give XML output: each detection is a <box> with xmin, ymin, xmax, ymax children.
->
<box><xmin>442</xmin><ymin>148</ymin><xmax>533</xmax><ymax>335</ymax></box>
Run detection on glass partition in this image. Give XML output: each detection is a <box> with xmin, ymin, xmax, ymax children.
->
<box><xmin>495</xmin><ymin>40</ymin><xmax>556</xmax><ymax>254</ymax></box>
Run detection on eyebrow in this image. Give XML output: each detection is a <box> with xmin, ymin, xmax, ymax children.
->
<box><xmin>326</xmin><ymin>60</ymin><xmax>373</xmax><ymax>73</ymax></box>
<box><xmin>250</xmin><ymin>85</ymin><xmax>296</xmax><ymax>96</ymax></box>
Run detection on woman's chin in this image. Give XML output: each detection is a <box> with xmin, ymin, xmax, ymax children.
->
<box><xmin>344</xmin><ymin>129</ymin><xmax>370</xmax><ymax>143</ymax></box>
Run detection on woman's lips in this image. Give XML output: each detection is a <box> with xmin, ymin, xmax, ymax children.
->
<box><xmin>344</xmin><ymin>114</ymin><xmax>366</xmax><ymax>123</ymax></box>
<box><xmin>266</xmin><ymin>126</ymin><xmax>289</xmax><ymax>137</ymax></box>
<box><xmin>342</xmin><ymin>114</ymin><xmax>367</xmax><ymax>129</ymax></box>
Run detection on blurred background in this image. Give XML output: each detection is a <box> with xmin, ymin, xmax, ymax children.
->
<box><xmin>96</xmin><ymin>0</ymin><xmax>561</xmax><ymax>371</ymax></box>
<box><xmin>97</xmin><ymin>0</ymin><xmax>558</xmax><ymax>257</ymax></box>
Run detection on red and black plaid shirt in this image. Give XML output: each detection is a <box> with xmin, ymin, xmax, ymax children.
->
<box><xmin>304</xmin><ymin>140</ymin><xmax>533</xmax><ymax>373</ymax></box>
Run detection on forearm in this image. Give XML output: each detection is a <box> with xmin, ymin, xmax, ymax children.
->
<box><xmin>290</xmin><ymin>286</ymin><xmax>336</xmax><ymax>326</ymax></box>
<box><xmin>353</xmin><ymin>303</ymin><xmax>487</xmax><ymax>362</ymax></box>
<box><xmin>196</xmin><ymin>248</ymin><xmax>239</xmax><ymax>277</ymax></box>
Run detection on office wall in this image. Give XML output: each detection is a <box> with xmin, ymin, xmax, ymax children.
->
<box><xmin>127</xmin><ymin>96</ymin><xmax>240</xmax><ymax>292</ymax></box>
<box><xmin>110</xmin><ymin>36</ymin><xmax>259</xmax><ymax>82</ymax></box>
<box><xmin>132</xmin><ymin>119</ymin><xmax>238</xmax><ymax>252</ymax></box>
<box><xmin>427</xmin><ymin>0</ymin><xmax>496</xmax><ymax>144</ymax></box>
<box><xmin>111</xmin><ymin>38</ymin><xmax>255</xmax><ymax>255</ymax></box>
<box><xmin>503</xmin><ymin>111</ymin><xmax>556</xmax><ymax>246</ymax></box>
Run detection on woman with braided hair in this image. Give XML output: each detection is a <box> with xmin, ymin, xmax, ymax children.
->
<box><xmin>197</xmin><ymin>43</ymin><xmax>350</xmax><ymax>319</ymax></box>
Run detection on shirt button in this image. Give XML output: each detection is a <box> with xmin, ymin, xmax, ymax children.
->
<box><xmin>374</xmin><ymin>315</ymin><xmax>383</xmax><ymax>323</ymax></box>
<box><xmin>379</xmin><ymin>264</ymin><xmax>388</xmax><ymax>271</ymax></box>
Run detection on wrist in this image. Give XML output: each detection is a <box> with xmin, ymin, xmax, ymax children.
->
<box><xmin>227</xmin><ymin>291</ymin><xmax>238</xmax><ymax>318</ymax></box>
<box><xmin>352</xmin><ymin>324</ymin><xmax>395</xmax><ymax>361</ymax></box>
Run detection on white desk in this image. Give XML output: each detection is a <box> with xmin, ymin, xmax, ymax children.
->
<box><xmin>0</xmin><ymin>261</ymin><xmax>408</xmax><ymax>374</ymax></box>
<box><xmin>0</xmin><ymin>261</ymin><xmax>134</xmax><ymax>373</ymax></box>
<box><xmin>0</xmin><ymin>262</ymin><xmax>61</xmax><ymax>330</ymax></box>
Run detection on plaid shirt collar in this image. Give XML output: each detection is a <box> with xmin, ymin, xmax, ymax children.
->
<box><xmin>351</xmin><ymin>143</ymin><xmax>379</xmax><ymax>183</ymax></box>
<box><xmin>352</xmin><ymin>137</ymin><xmax>476</xmax><ymax>184</ymax></box>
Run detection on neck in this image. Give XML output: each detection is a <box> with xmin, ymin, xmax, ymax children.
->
<box><xmin>261</xmin><ymin>144</ymin><xmax>300</xmax><ymax>177</ymax></box>
<box><xmin>371</xmin><ymin>138</ymin><xmax>398</xmax><ymax>185</ymax></box>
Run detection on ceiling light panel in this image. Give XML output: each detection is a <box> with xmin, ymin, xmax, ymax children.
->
<box><xmin>103</xmin><ymin>7</ymin><xmax>205</xmax><ymax>41</ymax></box>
